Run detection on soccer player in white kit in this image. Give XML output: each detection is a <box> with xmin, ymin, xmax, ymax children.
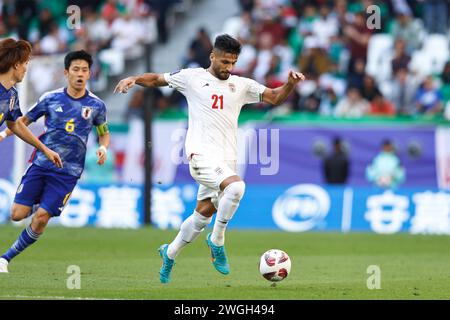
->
<box><xmin>115</xmin><ymin>34</ymin><xmax>305</xmax><ymax>283</ymax></box>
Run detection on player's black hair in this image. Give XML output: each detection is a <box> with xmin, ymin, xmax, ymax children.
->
<box><xmin>333</xmin><ymin>137</ymin><xmax>342</xmax><ymax>147</ymax></box>
<box><xmin>213</xmin><ymin>34</ymin><xmax>242</xmax><ymax>55</ymax></box>
<box><xmin>64</xmin><ymin>50</ymin><xmax>93</xmax><ymax>70</ymax></box>
<box><xmin>382</xmin><ymin>139</ymin><xmax>392</xmax><ymax>147</ymax></box>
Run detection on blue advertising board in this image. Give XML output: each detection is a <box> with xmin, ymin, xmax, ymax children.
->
<box><xmin>1</xmin><ymin>179</ymin><xmax>449</xmax><ymax>235</ymax></box>
<box><xmin>152</xmin><ymin>183</ymin><xmax>450</xmax><ymax>235</ymax></box>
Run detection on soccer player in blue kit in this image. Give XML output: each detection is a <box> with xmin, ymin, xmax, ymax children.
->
<box><xmin>0</xmin><ymin>50</ymin><xmax>110</xmax><ymax>273</ymax></box>
<box><xmin>0</xmin><ymin>38</ymin><xmax>62</xmax><ymax>166</ymax></box>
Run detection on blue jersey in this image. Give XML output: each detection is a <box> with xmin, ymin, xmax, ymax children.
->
<box><xmin>0</xmin><ymin>83</ymin><xmax>21</xmax><ymax>127</ymax></box>
<box><xmin>26</xmin><ymin>87</ymin><xmax>107</xmax><ymax>177</ymax></box>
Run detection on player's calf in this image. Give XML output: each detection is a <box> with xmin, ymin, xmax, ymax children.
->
<box><xmin>30</xmin><ymin>210</ymin><xmax>51</xmax><ymax>234</ymax></box>
<box><xmin>211</xmin><ymin>181</ymin><xmax>246</xmax><ymax>246</ymax></box>
<box><xmin>0</xmin><ymin>209</ymin><xmax>51</xmax><ymax>268</ymax></box>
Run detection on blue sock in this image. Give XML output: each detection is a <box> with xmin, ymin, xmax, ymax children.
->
<box><xmin>1</xmin><ymin>226</ymin><xmax>40</xmax><ymax>262</ymax></box>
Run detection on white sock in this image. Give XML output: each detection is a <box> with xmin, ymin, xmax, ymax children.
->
<box><xmin>167</xmin><ymin>211</ymin><xmax>212</xmax><ymax>259</ymax></box>
<box><xmin>211</xmin><ymin>181</ymin><xmax>245</xmax><ymax>246</ymax></box>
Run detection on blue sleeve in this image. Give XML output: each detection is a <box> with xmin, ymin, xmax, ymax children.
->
<box><xmin>26</xmin><ymin>95</ymin><xmax>48</xmax><ymax>122</ymax></box>
<box><xmin>93</xmin><ymin>102</ymin><xmax>107</xmax><ymax>126</ymax></box>
<box><xmin>5</xmin><ymin>94</ymin><xmax>22</xmax><ymax>121</ymax></box>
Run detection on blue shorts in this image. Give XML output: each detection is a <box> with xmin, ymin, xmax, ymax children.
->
<box><xmin>14</xmin><ymin>164</ymin><xmax>79</xmax><ymax>217</ymax></box>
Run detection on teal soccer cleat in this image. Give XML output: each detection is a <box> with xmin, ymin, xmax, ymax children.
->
<box><xmin>158</xmin><ymin>244</ymin><xmax>175</xmax><ymax>284</ymax></box>
<box><xmin>206</xmin><ymin>233</ymin><xmax>230</xmax><ymax>275</ymax></box>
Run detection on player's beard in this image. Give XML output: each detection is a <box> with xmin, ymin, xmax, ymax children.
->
<box><xmin>218</xmin><ymin>71</ymin><xmax>230</xmax><ymax>80</ymax></box>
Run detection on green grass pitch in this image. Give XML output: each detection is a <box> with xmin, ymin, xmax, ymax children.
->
<box><xmin>1</xmin><ymin>225</ymin><xmax>450</xmax><ymax>300</ymax></box>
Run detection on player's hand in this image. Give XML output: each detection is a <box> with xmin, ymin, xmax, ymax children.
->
<box><xmin>114</xmin><ymin>76</ymin><xmax>137</xmax><ymax>94</ymax></box>
<box><xmin>287</xmin><ymin>70</ymin><xmax>305</xmax><ymax>85</ymax></box>
<box><xmin>44</xmin><ymin>148</ymin><xmax>63</xmax><ymax>168</ymax></box>
<box><xmin>0</xmin><ymin>130</ymin><xmax>7</xmax><ymax>142</ymax></box>
<box><xmin>96</xmin><ymin>146</ymin><xmax>107</xmax><ymax>165</ymax></box>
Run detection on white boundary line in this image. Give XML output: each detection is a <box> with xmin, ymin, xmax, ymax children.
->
<box><xmin>0</xmin><ymin>295</ymin><xmax>124</xmax><ymax>300</ymax></box>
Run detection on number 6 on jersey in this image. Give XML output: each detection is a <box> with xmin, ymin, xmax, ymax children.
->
<box><xmin>65</xmin><ymin>118</ymin><xmax>75</xmax><ymax>132</ymax></box>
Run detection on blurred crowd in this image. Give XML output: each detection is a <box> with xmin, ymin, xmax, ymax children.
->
<box><xmin>0</xmin><ymin>0</ymin><xmax>190</xmax><ymax>92</ymax></box>
<box><xmin>2</xmin><ymin>0</ymin><xmax>450</xmax><ymax>121</ymax></box>
<box><xmin>151</xmin><ymin>0</ymin><xmax>450</xmax><ymax>120</ymax></box>
<box><xmin>0</xmin><ymin>0</ymin><xmax>188</xmax><ymax>52</ymax></box>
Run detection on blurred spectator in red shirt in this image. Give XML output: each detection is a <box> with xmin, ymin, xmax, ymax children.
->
<box><xmin>370</xmin><ymin>94</ymin><xmax>396</xmax><ymax>116</ymax></box>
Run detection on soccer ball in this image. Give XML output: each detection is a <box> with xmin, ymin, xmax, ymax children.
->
<box><xmin>259</xmin><ymin>249</ymin><xmax>291</xmax><ymax>282</ymax></box>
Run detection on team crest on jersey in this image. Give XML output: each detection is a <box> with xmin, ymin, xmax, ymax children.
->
<box><xmin>228</xmin><ymin>83</ymin><xmax>236</xmax><ymax>93</ymax></box>
<box><xmin>81</xmin><ymin>106</ymin><xmax>93</xmax><ymax>119</ymax></box>
<box><xmin>9</xmin><ymin>96</ymin><xmax>15</xmax><ymax>111</ymax></box>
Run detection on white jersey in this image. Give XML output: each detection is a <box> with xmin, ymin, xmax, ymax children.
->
<box><xmin>164</xmin><ymin>68</ymin><xmax>266</xmax><ymax>161</ymax></box>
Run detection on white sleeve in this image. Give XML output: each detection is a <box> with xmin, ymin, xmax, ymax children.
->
<box><xmin>163</xmin><ymin>69</ymin><xmax>192</xmax><ymax>93</ymax></box>
<box><xmin>243</xmin><ymin>78</ymin><xmax>266</xmax><ymax>105</ymax></box>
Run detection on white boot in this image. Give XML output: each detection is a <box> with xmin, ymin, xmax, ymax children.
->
<box><xmin>0</xmin><ymin>258</ymin><xmax>9</xmax><ymax>273</ymax></box>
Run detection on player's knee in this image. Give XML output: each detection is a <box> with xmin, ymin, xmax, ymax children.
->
<box><xmin>224</xmin><ymin>181</ymin><xmax>246</xmax><ymax>201</ymax></box>
<box><xmin>196</xmin><ymin>202</ymin><xmax>216</xmax><ymax>217</ymax></box>
<box><xmin>10</xmin><ymin>206</ymin><xmax>29</xmax><ymax>222</ymax></box>
<box><xmin>32</xmin><ymin>212</ymin><xmax>51</xmax><ymax>228</ymax></box>
<box><xmin>10</xmin><ymin>212</ymin><xmax>22</xmax><ymax>222</ymax></box>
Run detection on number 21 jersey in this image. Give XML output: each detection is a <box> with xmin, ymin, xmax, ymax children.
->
<box><xmin>164</xmin><ymin>68</ymin><xmax>266</xmax><ymax>161</ymax></box>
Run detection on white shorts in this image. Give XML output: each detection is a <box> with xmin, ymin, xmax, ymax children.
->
<box><xmin>189</xmin><ymin>154</ymin><xmax>237</xmax><ymax>209</ymax></box>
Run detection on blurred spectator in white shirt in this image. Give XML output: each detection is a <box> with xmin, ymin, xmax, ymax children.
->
<box><xmin>39</xmin><ymin>22</ymin><xmax>67</xmax><ymax>54</ymax></box>
<box><xmin>254</xmin><ymin>32</ymin><xmax>276</xmax><ymax>83</ymax></box>
<box><xmin>110</xmin><ymin>11</ymin><xmax>145</xmax><ymax>58</ymax></box>
<box><xmin>311</xmin><ymin>4</ymin><xmax>339</xmax><ymax>50</ymax></box>
<box><xmin>390</xmin><ymin>7</ymin><xmax>425</xmax><ymax>54</ymax></box>
<box><xmin>334</xmin><ymin>86</ymin><xmax>370</xmax><ymax>118</ymax></box>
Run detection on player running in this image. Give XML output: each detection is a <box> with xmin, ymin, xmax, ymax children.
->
<box><xmin>0</xmin><ymin>50</ymin><xmax>110</xmax><ymax>273</ymax></box>
<box><xmin>114</xmin><ymin>34</ymin><xmax>305</xmax><ymax>283</ymax></box>
<box><xmin>0</xmin><ymin>38</ymin><xmax>62</xmax><ymax>167</ymax></box>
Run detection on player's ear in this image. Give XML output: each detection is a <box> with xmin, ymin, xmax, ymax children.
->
<box><xmin>210</xmin><ymin>51</ymin><xmax>215</xmax><ymax>62</ymax></box>
<box><xmin>63</xmin><ymin>69</ymin><xmax>69</xmax><ymax>77</ymax></box>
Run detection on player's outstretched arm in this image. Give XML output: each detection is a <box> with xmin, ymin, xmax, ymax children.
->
<box><xmin>261</xmin><ymin>70</ymin><xmax>305</xmax><ymax>106</ymax></box>
<box><xmin>114</xmin><ymin>73</ymin><xmax>168</xmax><ymax>93</ymax></box>
<box><xmin>0</xmin><ymin>115</ymin><xmax>33</xmax><ymax>141</ymax></box>
<box><xmin>5</xmin><ymin>117</ymin><xmax>63</xmax><ymax>168</ymax></box>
